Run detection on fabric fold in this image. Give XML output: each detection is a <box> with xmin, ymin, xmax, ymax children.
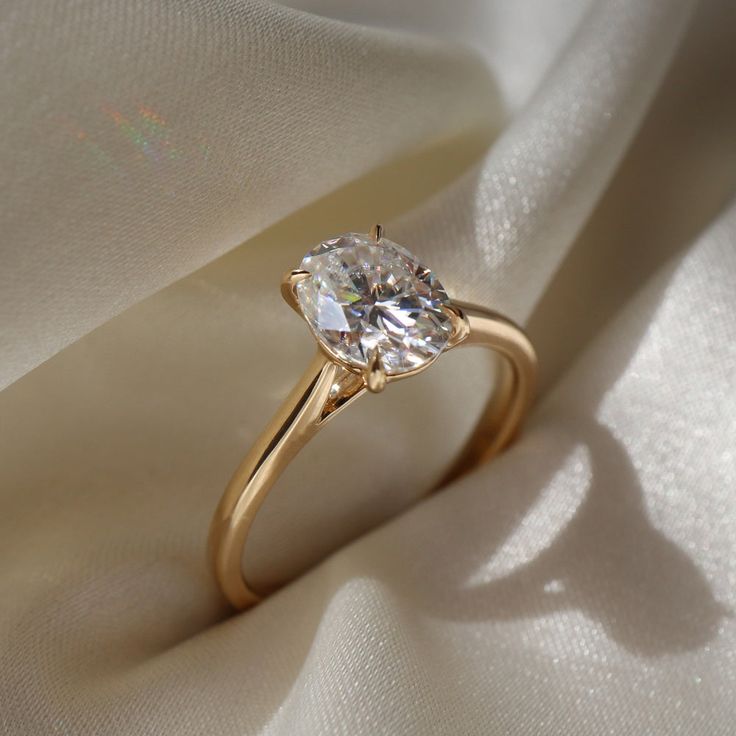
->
<box><xmin>2</xmin><ymin>1</ymin><xmax>735</xmax><ymax>735</ymax></box>
<box><xmin>0</xmin><ymin>0</ymin><xmax>495</xmax><ymax>390</ymax></box>
<box><xmin>392</xmin><ymin>0</ymin><xmax>695</xmax><ymax>322</ymax></box>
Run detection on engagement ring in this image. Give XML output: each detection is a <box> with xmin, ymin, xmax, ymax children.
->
<box><xmin>209</xmin><ymin>225</ymin><xmax>537</xmax><ymax>609</ymax></box>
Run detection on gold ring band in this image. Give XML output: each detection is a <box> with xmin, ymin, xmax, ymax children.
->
<box><xmin>208</xmin><ymin>228</ymin><xmax>537</xmax><ymax>610</ymax></box>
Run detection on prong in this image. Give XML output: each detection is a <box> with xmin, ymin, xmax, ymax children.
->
<box><xmin>281</xmin><ymin>269</ymin><xmax>310</xmax><ymax>312</ymax></box>
<box><xmin>369</xmin><ymin>224</ymin><xmax>384</xmax><ymax>242</ymax></box>
<box><xmin>442</xmin><ymin>303</ymin><xmax>470</xmax><ymax>347</ymax></box>
<box><xmin>364</xmin><ymin>349</ymin><xmax>387</xmax><ymax>393</ymax></box>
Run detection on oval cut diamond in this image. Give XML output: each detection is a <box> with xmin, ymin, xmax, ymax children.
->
<box><xmin>295</xmin><ymin>233</ymin><xmax>453</xmax><ymax>375</ymax></box>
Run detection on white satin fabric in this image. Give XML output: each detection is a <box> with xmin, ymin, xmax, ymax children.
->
<box><xmin>2</xmin><ymin>1</ymin><xmax>736</xmax><ymax>734</ymax></box>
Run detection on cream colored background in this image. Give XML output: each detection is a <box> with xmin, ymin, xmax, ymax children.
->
<box><xmin>2</xmin><ymin>0</ymin><xmax>736</xmax><ymax>734</ymax></box>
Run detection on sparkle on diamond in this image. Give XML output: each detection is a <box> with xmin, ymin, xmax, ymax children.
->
<box><xmin>295</xmin><ymin>233</ymin><xmax>452</xmax><ymax>375</ymax></box>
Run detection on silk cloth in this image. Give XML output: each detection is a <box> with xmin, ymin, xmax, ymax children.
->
<box><xmin>2</xmin><ymin>0</ymin><xmax>735</xmax><ymax>733</ymax></box>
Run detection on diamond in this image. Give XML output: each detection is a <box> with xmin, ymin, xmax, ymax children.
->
<box><xmin>295</xmin><ymin>232</ymin><xmax>453</xmax><ymax>375</ymax></box>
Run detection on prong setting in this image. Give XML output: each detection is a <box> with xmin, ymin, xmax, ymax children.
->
<box><xmin>364</xmin><ymin>349</ymin><xmax>387</xmax><ymax>393</ymax></box>
<box><xmin>281</xmin><ymin>269</ymin><xmax>310</xmax><ymax>312</ymax></box>
<box><xmin>443</xmin><ymin>303</ymin><xmax>471</xmax><ymax>348</ymax></box>
<box><xmin>369</xmin><ymin>223</ymin><xmax>384</xmax><ymax>242</ymax></box>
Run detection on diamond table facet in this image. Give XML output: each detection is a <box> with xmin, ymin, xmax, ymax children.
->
<box><xmin>295</xmin><ymin>233</ymin><xmax>453</xmax><ymax>375</ymax></box>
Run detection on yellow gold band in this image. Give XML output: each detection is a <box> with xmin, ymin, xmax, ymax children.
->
<box><xmin>208</xmin><ymin>300</ymin><xmax>537</xmax><ymax>610</ymax></box>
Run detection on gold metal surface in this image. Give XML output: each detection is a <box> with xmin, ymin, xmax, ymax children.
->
<box><xmin>280</xmin><ymin>269</ymin><xmax>310</xmax><ymax>313</ymax></box>
<box><xmin>364</xmin><ymin>349</ymin><xmax>387</xmax><ymax>393</ymax></box>
<box><xmin>209</xmin><ymin>234</ymin><xmax>538</xmax><ymax>611</ymax></box>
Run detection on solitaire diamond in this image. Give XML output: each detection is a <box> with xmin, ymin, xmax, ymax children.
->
<box><xmin>295</xmin><ymin>232</ymin><xmax>453</xmax><ymax>375</ymax></box>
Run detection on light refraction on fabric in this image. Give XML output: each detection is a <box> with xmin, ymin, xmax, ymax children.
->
<box><xmin>1</xmin><ymin>0</ymin><xmax>735</xmax><ymax>734</ymax></box>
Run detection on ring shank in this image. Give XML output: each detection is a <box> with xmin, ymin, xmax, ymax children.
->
<box><xmin>208</xmin><ymin>301</ymin><xmax>537</xmax><ymax>610</ymax></box>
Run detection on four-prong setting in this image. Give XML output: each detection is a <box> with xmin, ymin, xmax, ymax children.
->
<box><xmin>282</xmin><ymin>227</ymin><xmax>468</xmax><ymax>391</ymax></box>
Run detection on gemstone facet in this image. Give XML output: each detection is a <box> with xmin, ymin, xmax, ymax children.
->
<box><xmin>295</xmin><ymin>232</ymin><xmax>453</xmax><ymax>375</ymax></box>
